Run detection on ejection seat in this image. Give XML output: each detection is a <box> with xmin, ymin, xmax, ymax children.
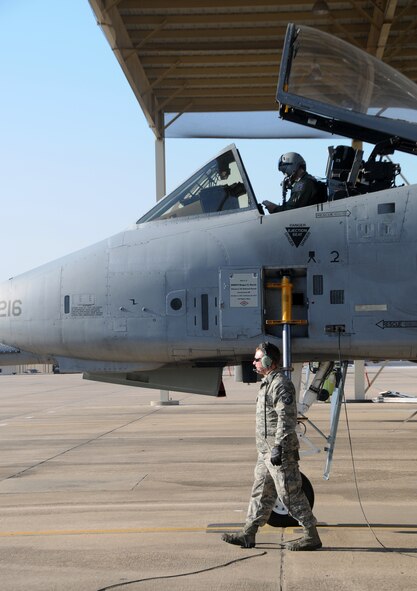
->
<box><xmin>356</xmin><ymin>139</ymin><xmax>402</xmax><ymax>194</ymax></box>
<box><xmin>325</xmin><ymin>145</ymin><xmax>363</xmax><ymax>200</ymax></box>
<box><xmin>326</xmin><ymin>141</ymin><xmax>402</xmax><ymax>199</ymax></box>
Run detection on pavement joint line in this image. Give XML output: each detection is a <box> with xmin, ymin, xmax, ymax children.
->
<box><xmin>0</xmin><ymin>524</ymin><xmax>415</xmax><ymax>538</ymax></box>
<box><xmin>0</xmin><ymin>527</ymin><xmax>206</xmax><ymax>537</ymax></box>
<box><xmin>0</xmin><ymin>407</ymin><xmax>163</xmax><ymax>483</ymax></box>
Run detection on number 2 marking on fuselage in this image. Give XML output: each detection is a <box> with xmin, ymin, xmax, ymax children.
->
<box><xmin>330</xmin><ymin>251</ymin><xmax>340</xmax><ymax>263</ymax></box>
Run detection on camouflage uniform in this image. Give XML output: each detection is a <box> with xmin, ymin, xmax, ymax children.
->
<box><xmin>243</xmin><ymin>370</ymin><xmax>317</xmax><ymax>534</ymax></box>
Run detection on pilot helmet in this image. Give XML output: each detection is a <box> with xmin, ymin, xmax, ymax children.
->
<box><xmin>219</xmin><ymin>165</ymin><xmax>231</xmax><ymax>180</ymax></box>
<box><xmin>278</xmin><ymin>152</ymin><xmax>306</xmax><ymax>176</ymax></box>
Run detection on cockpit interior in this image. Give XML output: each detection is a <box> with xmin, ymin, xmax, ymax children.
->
<box><xmin>325</xmin><ymin>139</ymin><xmax>402</xmax><ymax>201</ymax></box>
<box><xmin>137</xmin><ymin>145</ymin><xmax>257</xmax><ymax>224</ymax></box>
<box><xmin>137</xmin><ymin>137</ymin><xmax>406</xmax><ymax>225</ymax></box>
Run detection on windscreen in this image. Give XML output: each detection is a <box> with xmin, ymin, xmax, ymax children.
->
<box><xmin>137</xmin><ymin>147</ymin><xmax>256</xmax><ymax>223</ymax></box>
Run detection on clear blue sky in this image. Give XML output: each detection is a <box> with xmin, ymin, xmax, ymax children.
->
<box><xmin>1</xmin><ymin>1</ymin><xmax>416</xmax><ymax>281</ymax></box>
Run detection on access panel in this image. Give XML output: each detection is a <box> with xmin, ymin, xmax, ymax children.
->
<box><xmin>219</xmin><ymin>268</ymin><xmax>263</xmax><ymax>340</ymax></box>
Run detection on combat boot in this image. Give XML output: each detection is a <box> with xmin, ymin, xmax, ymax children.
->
<box><xmin>221</xmin><ymin>526</ymin><xmax>257</xmax><ymax>548</ymax></box>
<box><xmin>285</xmin><ymin>525</ymin><xmax>322</xmax><ymax>551</ymax></box>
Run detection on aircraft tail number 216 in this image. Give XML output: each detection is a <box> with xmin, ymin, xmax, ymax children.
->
<box><xmin>0</xmin><ymin>300</ymin><xmax>22</xmax><ymax>317</ymax></box>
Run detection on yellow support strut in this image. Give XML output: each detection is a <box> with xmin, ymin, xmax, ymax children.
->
<box><xmin>265</xmin><ymin>275</ymin><xmax>308</xmax><ymax>377</ymax></box>
<box><xmin>265</xmin><ymin>280</ymin><xmax>308</xmax><ymax>326</ymax></box>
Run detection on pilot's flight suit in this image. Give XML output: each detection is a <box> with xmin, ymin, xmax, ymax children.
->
<box><xmin>286</xmin><ymin>172</ymin><xmax>322</xmax><ymax>209</ymax></box>
<box><xmin>244</xmin><ymin>370</ymin><xmax>317</xmax><ymax>533</ymax></box>
<box><xmin>268</xmin><ymin>172</ymin><xmax>324</xmax><ymax>213</ymax></box>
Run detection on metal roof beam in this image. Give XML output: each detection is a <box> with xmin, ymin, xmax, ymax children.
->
<box><xmin>122</xmin><ymin>10</ymin><xmax>366</xmax><ymax>26</ymax></box>
<box><xmin>90</xmin><ymin>0</ymin><xmax>164</xmax><ymax>137</ymax></box>
<box><xmin>119</xmin><ymin>0</ymin><xmax>336</xmax><ymax>10</ymax></box>
<box><xmin>89</xmin><ymin>0</ymin><xmax>417</xmax><ymax>141</ymax></box>
<box><xmin>366</xmin><ymin>0</ymin><xmax>399</xmax><ymax>59</ymax></box>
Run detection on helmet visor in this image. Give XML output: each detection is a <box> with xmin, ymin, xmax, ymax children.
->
<box><xmin>278</xmin><ymin>158</ymin><xmax>292</xmax><ymax>175</ymax></box>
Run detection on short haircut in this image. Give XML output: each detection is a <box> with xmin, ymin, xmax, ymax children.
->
<box><xmin>257</xmin><ymin>341</ymin><xmax>281</xmax><ymax>365</ymax></box>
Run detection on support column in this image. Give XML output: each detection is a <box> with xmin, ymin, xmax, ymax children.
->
<box><xmin>281</xmin><ymin>275</ymin><xmax>292</xmax><ymax>379</ymax></box>
<box><xmin>150</xmin><ymin>390</ymin><xmax>179</xmax><ymax>407</ymax></box>
<box><xmin>354</xmin><ymin>360</ymin><xmax>365</xmax><ymax>400</ymax></box>
<box><xmin>155</xmin><ymin>137</ymin><xmax>166</xmax><ymax>201</ymax></box>
<box><xmin>151</xmin><ymin>134</ymin><xmax>179</xmax><ymax>406</ymax></box>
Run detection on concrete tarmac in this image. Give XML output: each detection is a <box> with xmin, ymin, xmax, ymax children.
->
<box><xmin>0</xmin><ymin>368</ymin><xmax>416</xmax><ymax>590</ymax></box>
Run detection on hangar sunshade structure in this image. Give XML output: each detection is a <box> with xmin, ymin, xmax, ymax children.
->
<box><xmin>88</xmin><ymin>0</ymin><xmax>417</xmax><ymax>196</ymax></box>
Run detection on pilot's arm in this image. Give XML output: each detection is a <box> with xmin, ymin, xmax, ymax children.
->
<box><xmin>262</xmin><ymin>200</ymin><xmax>283</xmax><ymax>214</ymax></box>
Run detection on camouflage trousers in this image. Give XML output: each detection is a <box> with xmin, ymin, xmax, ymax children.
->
<box><xmin>244</xmin><ymin>452</ymin><xmax>317</xmax><ymax>532</ymax></box>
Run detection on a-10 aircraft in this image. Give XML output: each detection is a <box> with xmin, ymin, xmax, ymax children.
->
<box><xmin>1</xmin><ymin>24</ymin><xmax>417</xmax><ymax>524</ymax></box>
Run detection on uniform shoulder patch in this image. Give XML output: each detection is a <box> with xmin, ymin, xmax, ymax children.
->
<box><xmin>282</xmin><ymin>393</ymin><xmax>294</xmax><ymax>405</ymax></box>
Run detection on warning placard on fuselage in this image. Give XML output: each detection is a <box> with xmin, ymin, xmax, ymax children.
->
<box><xmin>229</xmin><ymin>273</ymin><xmax>259</xmax><ymax>308</ymax></box>
<box><xmin>219</xmin><ymin>268</ymin><xmax>262</xmax><ymax>339</ymax></box>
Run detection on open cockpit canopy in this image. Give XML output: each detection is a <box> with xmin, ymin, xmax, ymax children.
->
<box><xmin>137</xmin><ymin>145</ymin><xmax>258</xmax><ymax>224</ymax></box>
<box><xmin>277</xmin><ymin>24</ymin><xmax>417</xmax><ymax>153</ymax></box>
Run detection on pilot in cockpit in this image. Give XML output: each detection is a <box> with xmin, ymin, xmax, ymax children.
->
<box><xmin>219</xmin><ymin>163</ymin><xmax>231</xmax><ymax>181</ymax></box>
<box><xmin>263</xmin><ymin>152</ymin><xmax>325</xmax><ymax>213</ymax></box>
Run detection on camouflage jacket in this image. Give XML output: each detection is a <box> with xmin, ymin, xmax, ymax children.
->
<box><xmin>255</xmin><ymin>370</ymin><xmax>299</xmax><ymax>457</ymax></box>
